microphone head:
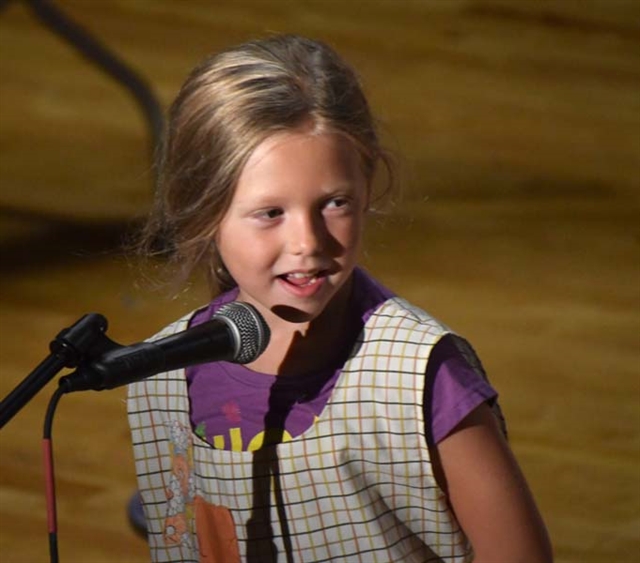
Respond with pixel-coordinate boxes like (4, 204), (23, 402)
(213, 301), (270, 364)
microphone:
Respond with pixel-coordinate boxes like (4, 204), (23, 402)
(59, 302), (270, 393)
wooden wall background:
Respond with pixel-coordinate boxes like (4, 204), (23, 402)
(0, 0), (638, 561)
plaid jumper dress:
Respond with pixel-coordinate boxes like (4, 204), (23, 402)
(128, 297), (474, 562)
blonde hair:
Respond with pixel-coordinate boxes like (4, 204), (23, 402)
(139, 34), (392, 295)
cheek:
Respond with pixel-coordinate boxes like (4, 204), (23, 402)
(340, 216), (365, 248)
(326, 222), (362, 262)
(218, 229), (275, 269)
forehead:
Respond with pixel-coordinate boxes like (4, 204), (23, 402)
(233, 129), (367, 201)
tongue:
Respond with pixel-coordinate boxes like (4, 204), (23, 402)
(285, 274), (313, 286)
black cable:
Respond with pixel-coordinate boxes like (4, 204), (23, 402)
(43, 386), (66, 563)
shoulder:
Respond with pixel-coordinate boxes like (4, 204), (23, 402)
(368, 295), (452, 339)
(147, 310), (195, 342)
(349, 296), (453, 386)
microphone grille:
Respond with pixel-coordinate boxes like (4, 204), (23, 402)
(213, 302), (270, 364)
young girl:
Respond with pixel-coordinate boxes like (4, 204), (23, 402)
(128, 34), (552, 563)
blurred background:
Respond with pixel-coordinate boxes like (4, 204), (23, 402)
(0, 0), (638, 561)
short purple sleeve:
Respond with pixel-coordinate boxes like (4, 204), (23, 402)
(427, 334), (498, 444)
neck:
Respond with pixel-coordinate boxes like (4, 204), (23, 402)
(246, 282), (356, 376)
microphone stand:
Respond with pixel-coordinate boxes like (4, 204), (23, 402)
(0, 313), (115, 429)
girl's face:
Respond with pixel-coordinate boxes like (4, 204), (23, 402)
(215, 128), (368, 326)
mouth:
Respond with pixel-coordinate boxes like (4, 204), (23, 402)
(279, 271), (323, 288)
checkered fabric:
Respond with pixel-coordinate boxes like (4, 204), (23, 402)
(128, 297), (473, 562)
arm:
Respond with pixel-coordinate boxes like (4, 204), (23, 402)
(435, 402), (553, 563)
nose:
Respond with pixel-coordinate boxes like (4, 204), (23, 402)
(288, 212), (326, 256)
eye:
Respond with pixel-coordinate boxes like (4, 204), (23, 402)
(255, 207), (284, 220)
(323, 196), (352, 213)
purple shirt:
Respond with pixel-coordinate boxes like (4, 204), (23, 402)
(187, 268), (497, 450)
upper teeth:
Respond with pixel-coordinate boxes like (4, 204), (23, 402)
(289, 272), (313, 278)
